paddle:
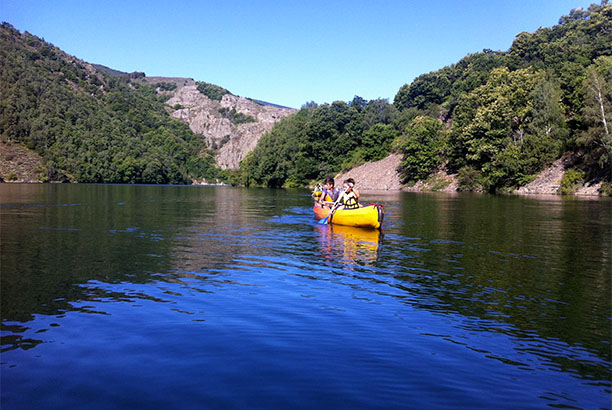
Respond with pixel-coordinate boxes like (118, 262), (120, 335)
(317, 187), (348, 225)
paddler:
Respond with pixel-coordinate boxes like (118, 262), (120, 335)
(338, 178), (360, 209)
(317, 177), (341, 208)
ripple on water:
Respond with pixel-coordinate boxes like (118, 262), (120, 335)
(1, 185), (610, 409)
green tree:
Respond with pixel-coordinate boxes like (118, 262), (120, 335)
(528, 74), (568, 148)
(577, 56), (612, 171)
(0, 23), (224, 184)
(196, 82), (230, 101)
(361, 123), (398, 161)
(395, 116), (446, 183)
(519, 73), (568, 175)
(240, 98), (398, 187)
(390, 3), (612, 191)
(449, 67), (548, 189)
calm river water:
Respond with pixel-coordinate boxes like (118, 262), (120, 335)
(1, 184), (610, 409)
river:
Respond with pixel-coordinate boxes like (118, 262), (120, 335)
(1, 184), (610, 409)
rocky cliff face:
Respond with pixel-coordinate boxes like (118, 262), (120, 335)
(149, 78), (295, 170)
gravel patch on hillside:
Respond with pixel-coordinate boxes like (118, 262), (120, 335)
(0, 141), (44, 182)
(514, 153), (604, 196)
(335, 154), (403, 190)
(514, 156), (571, 195)
(333, 152), (605, 196)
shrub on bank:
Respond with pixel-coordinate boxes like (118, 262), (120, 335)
(559, 169), (585, 195)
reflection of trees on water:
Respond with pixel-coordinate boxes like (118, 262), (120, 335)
(388, 192), (611, 381)
(1, 190), (155, 351)
(2, 185), (610, 385)
(0, 185), (258, 352)
(1, 185), (311, 352)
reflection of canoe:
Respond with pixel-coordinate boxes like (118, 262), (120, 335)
(315, 224), (382, 264)
(313, 203), (384, 229)
(331, 224), (381, 246)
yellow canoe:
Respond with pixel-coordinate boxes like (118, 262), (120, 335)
(313, 203), (384, 230)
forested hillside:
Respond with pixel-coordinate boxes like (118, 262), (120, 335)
(241, 2), (612, 193)
(241, 98), (399, 187)
(0, 23), (221, 184)
(1, 3), (610, 190)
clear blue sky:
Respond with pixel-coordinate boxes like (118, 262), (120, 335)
(1, 0), (597, 108)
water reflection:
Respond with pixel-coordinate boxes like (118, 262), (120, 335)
(1, 185), (610, 409)
(314, 224), (382, 266)
(389, 192), (612, 382)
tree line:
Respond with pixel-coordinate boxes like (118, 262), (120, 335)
(241, 2), (612, 193)
(240, 97), (401, 187)
(1, 3), (610, 191)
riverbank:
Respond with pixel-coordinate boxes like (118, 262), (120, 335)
(2, 140), (607, 196)
(336, 153), (608, 196)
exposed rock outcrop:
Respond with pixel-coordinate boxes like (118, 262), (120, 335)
(514, 155), (573, 195)
(0, 141), (45, 182)
(514, 154), (605, 196)
(401, 169), (459, 193)
(335, 154), (459, 192)
(157, 80), (295, 169)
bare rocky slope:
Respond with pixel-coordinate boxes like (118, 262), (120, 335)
(0, 141), (45, 182)
(335, 153), (604, 196)
(336, 154), (459, 192)
(145, 77), (296, 170)
(335, 154), (404, 191)
(515, 154), (604, 196)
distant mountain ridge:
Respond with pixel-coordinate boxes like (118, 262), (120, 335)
(92, 69), (296, 169)
(91, 64), (132, 77)
(0, 22), (294, 183)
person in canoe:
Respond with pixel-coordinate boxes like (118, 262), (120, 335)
(317, 177), (341, 208)
(338, 178), (360, 210)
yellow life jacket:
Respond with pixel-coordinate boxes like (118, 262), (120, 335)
(341, 191), (359, 209)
